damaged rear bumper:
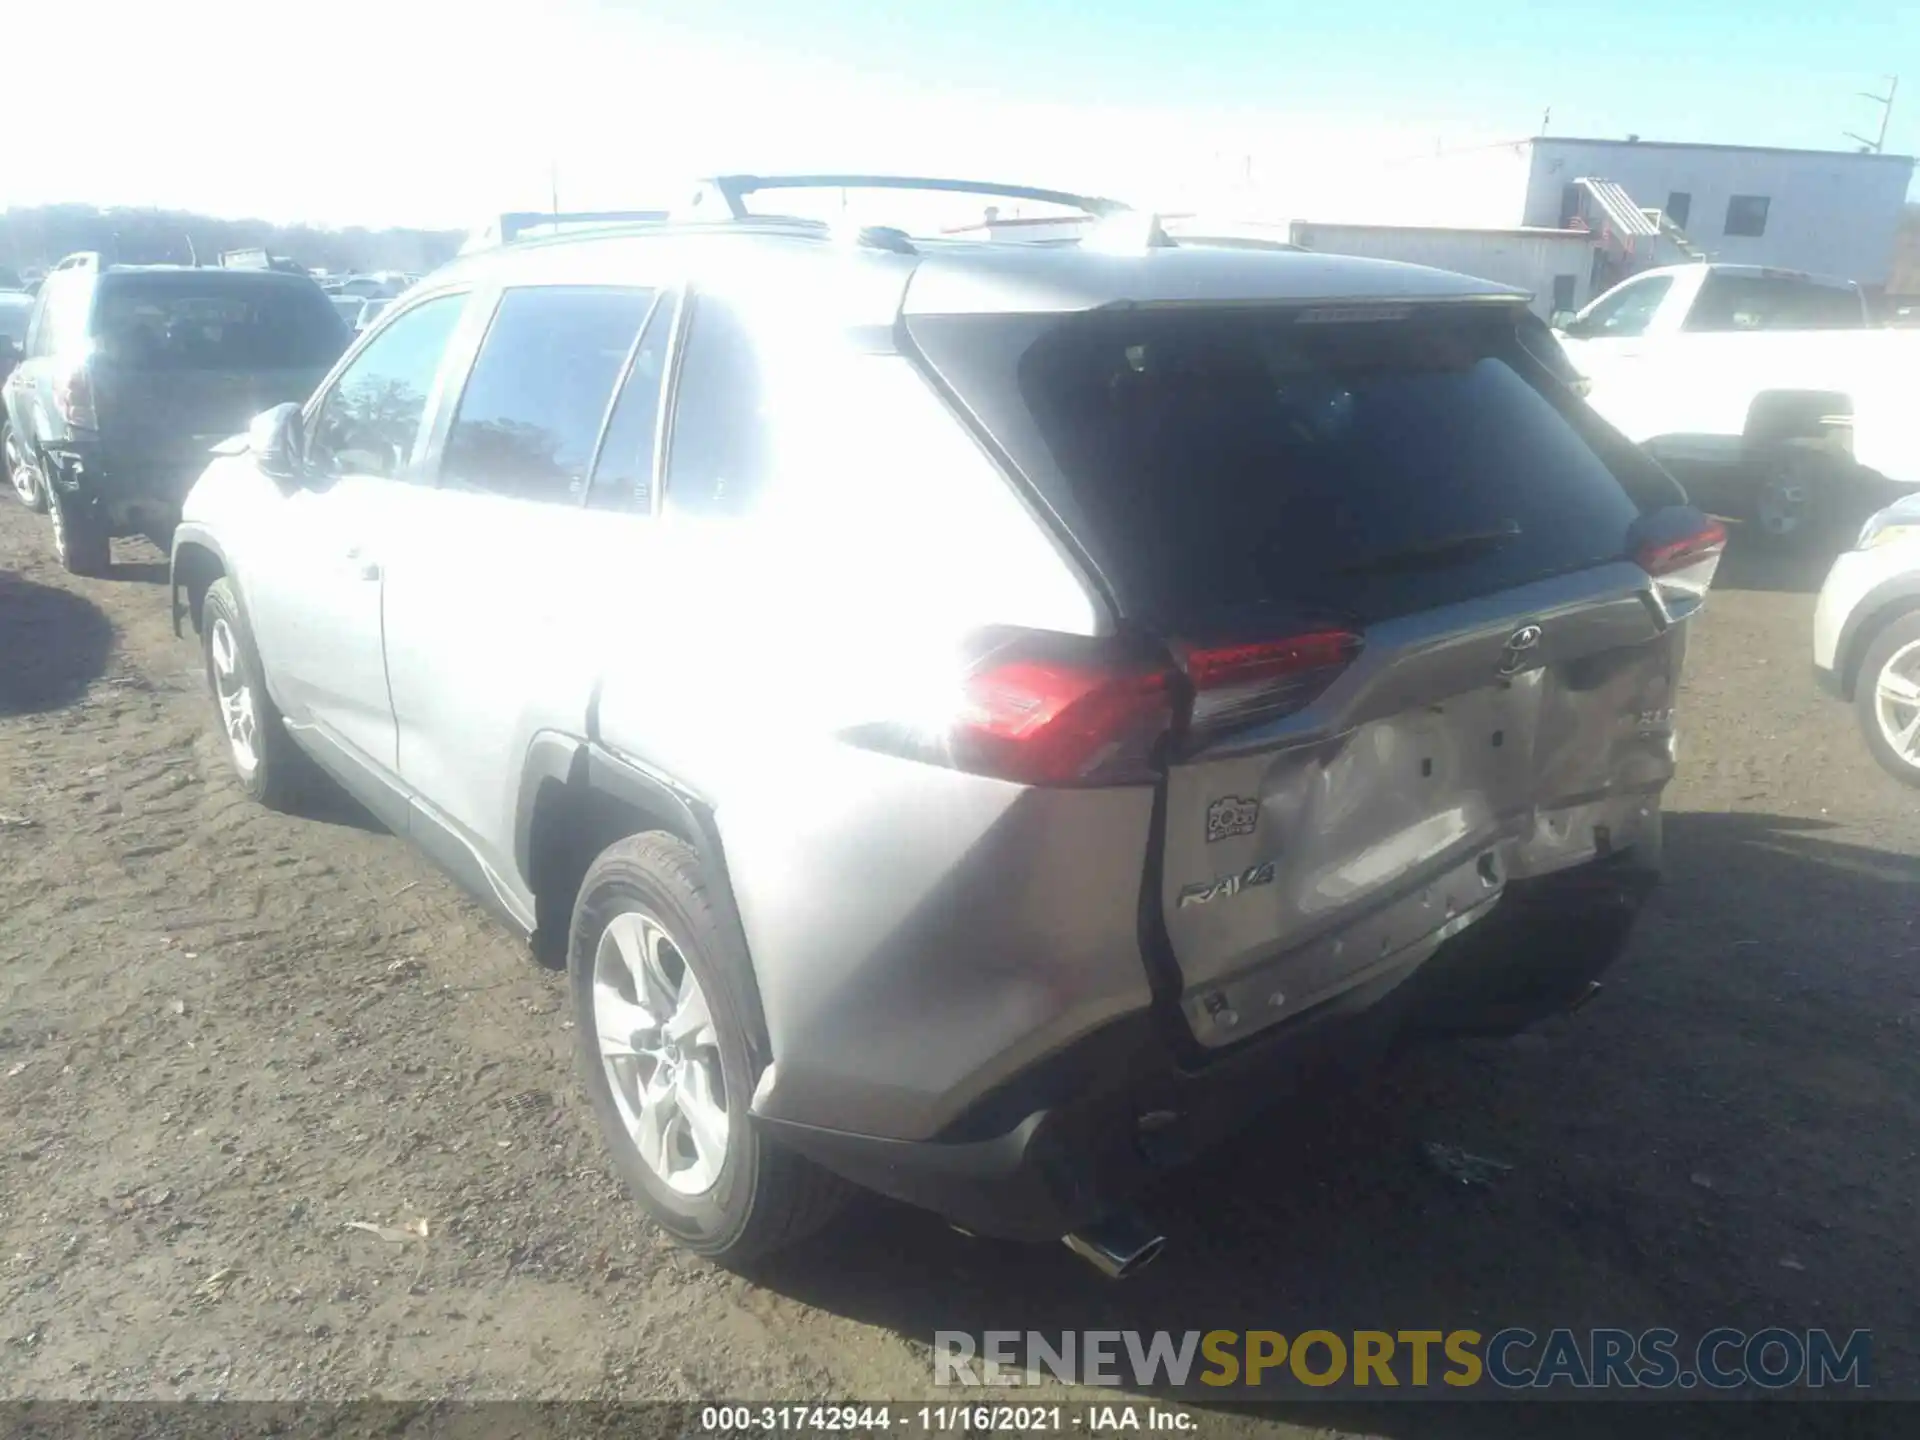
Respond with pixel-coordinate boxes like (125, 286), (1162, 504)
(757, 850), (1658, 1242)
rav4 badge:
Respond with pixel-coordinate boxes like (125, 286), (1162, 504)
(1178, 861), (1277, 908)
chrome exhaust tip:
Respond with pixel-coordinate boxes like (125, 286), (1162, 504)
(1062, 1212), (1167, 1280)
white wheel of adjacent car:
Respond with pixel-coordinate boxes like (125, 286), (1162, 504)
(1856, 613), (1920, 788)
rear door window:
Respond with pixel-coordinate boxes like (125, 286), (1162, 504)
(909, 306), (1646, 628)
(1682, 274), (1864, 331)
(439, 285), (653, 506)
(90, 276), (348, 370)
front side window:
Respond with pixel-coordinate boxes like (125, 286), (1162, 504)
(1574, 275), (1673, 339)
(307, 293), (466, 481)
(440, 286), (653, 505)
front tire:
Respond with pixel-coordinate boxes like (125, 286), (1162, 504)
(201, 577), (308, 810)
(47, 484), (109, 576)
(1855, 612), (1920, 788)
(3, 422), (47, 512)
(569, 832), (846, 1264)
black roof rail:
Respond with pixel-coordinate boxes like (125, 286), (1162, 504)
(54, 252), (105, 272)
(691, 174), (1136, 221)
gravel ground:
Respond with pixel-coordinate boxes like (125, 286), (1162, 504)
(1, 496), (1916, 1436)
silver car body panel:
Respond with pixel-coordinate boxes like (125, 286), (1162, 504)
(176, 223), (1698, 1156)
(1159, 562), (1681, 1047)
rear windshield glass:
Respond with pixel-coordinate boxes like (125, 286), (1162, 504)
(911, 306), (1647, 627)
(91, 277), (347, 371)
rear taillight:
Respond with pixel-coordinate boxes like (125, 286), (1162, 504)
(54, 362), (97, 429)
(948, 650), (1173, 785)
(1635, 516), (1727, 577)
(1181, 630), (1363, 735)
(1630, 506), (1726, 614)
(845, 625), (1363, 786)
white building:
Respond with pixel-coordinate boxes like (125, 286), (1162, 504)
(940, 135), (1916, 320)
(1334, 136), (1915, 289)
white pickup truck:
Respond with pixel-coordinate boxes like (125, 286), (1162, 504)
(1556, 263), (1920, 547)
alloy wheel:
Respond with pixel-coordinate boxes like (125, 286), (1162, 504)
(1873, 639), (1920, 772)
(4, 428), (39, 506)
(591, 909), (730, 1195)
(208, 617), (261, 776)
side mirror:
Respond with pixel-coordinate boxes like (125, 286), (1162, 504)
(1551, 310), (1579, 333)
(249, 402), (306, 484)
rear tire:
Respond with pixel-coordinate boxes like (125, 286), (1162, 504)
(1744, 448), (1841, 554)
(3, 422), (47, 513)
(569, 831), (847, 1265)
(1855, 611), (1920, 789)
(47, 484), (109, 576)
(201, 577), (309, 810)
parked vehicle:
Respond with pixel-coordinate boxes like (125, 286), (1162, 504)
(2, 254), (350, 571)
(1813, 492), (1920, 786)
(170, 176), (1725, 1273)
(0, 292), (35, 506)
(1555, 263), (1920, 549)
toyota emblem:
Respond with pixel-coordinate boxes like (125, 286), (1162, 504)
(1498, 624), (1543, 676)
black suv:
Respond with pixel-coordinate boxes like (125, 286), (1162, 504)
(2, 254), (348, 572)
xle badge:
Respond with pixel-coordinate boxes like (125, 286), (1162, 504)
(1205, 795), (1259, 843)
(1178, 861), (1277, 908)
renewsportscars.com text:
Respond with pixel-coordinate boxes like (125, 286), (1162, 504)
(934, 1327), (1872, 1391)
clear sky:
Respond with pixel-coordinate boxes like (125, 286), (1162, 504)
(9, 0), (1914, 229)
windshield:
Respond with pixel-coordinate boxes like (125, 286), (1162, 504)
(91, 276), (348, 370)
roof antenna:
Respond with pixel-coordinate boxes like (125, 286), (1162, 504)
(184, 233), (198, 267)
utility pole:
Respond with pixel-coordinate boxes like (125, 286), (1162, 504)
(1845, 75), (1898, 153)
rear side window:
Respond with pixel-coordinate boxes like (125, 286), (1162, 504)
(1683, 274), (1863, 332)
(441, 286), (652, 505)
(90, 276), (348, 370)
(663, 296), (771, 517)
(910, 307), (1645, 627)
(32, 274), (90, 357)
(587, 295), (676, 513)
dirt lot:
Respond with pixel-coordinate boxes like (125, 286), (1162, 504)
(1, 494), (1917, 1433)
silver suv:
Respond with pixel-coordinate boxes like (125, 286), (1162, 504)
(170, 176), (1726, 1276)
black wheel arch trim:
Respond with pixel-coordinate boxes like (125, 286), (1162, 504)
(168, 522), (234, 638)
(517, 734), (772, 1058)
(1836, 575), (1920, 699)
